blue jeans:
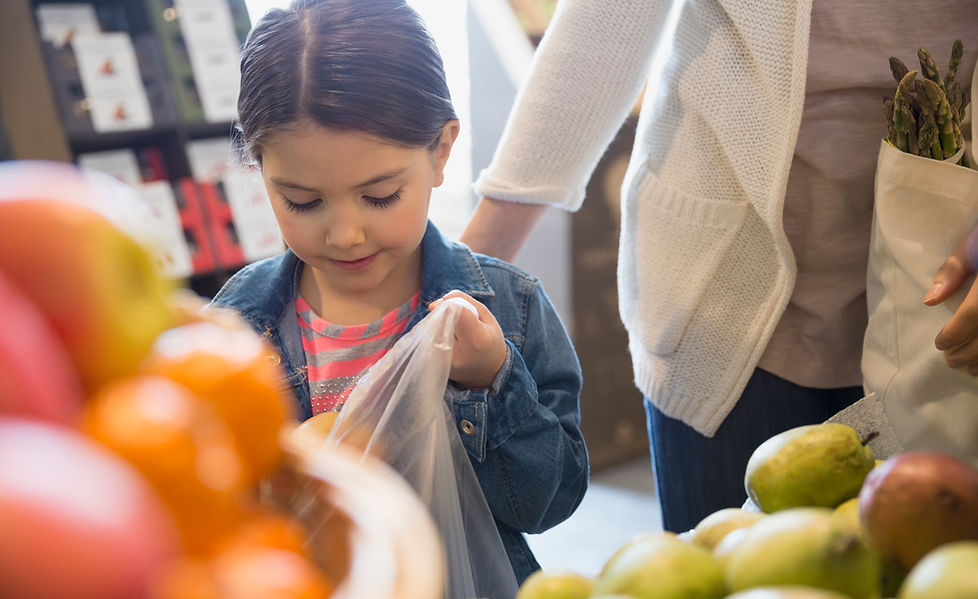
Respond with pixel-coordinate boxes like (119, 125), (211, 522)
(645, 368), (863, 533)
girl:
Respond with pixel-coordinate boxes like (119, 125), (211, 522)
(209, 0), (588, 584)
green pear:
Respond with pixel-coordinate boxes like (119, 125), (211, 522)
(832, 497), (904, 597)
(593, 532), (726, 599)
(745, 423), (875, 513)
(515, 570), (594, 599)
(713, 525), (752, 571)
(725, 508), (881, 599)
(725, 586), (850, 599)
(691, 507), (766, 551)
(897, 541), (978, 599)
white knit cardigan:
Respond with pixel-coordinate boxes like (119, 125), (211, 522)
(473, 0), (813, 436)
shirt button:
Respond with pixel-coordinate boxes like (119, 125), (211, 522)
(266, 353), (282, 366)
(460, 419), (476, 435)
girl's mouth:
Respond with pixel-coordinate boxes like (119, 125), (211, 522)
(330, 253), (378, 272)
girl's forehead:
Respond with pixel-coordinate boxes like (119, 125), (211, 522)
(261, 125), (424, 188)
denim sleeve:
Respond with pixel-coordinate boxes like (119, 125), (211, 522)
(444, 280), (589, 534)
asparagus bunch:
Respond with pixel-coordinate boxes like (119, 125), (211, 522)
(883, 40), (971, 164)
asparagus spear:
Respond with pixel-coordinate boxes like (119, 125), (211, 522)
(945, 39), (963, 89)
(917, 111), (943, 160)
(919, 78), (958, 158)
(918, 48), (948, 97)
(890, 70), (918, 153)
(889, 56), (910, 84)
(883, 97), (897, 146)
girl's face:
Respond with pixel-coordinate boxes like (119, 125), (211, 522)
(260, 121), (458, 314)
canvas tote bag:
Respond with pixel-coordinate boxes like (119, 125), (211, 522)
(862, 63), (978, 466)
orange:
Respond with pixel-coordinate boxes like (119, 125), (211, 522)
(289, 411), (380, 457)
(83, 374), (248, 554)
(211, 542), (334, 599)
(220, 507), (310, 557)
(141, 320), (295, 484)
(149, 559), (221, 599)
(290, 412), (340, 449)
(150, 547), (335, 599)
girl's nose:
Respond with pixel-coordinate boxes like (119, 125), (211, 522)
(325, 208), (366, 249)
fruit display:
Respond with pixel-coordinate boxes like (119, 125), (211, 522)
(0, 161), (444, 599)
(517, 421), (978, 599)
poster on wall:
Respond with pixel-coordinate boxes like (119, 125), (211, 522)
(73, 32), (153, 132)
(174, 0), (241, 123)
(35, 3), (101, 47)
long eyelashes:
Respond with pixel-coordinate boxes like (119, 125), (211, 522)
(282, 190), (402, 213)
(365, 190), (402, 209)
(283, 198), (321, 213)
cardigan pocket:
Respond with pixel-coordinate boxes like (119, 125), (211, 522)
(619, 169), (748, 355)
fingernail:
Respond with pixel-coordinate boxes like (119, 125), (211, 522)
(923, 282), (943, 304)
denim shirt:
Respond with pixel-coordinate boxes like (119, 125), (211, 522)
(208, 221), (588, 582)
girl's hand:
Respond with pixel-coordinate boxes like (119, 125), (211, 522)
(924, 222), (978, 374)
(428, 291), (506, 390)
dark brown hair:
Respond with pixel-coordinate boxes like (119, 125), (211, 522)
(235, 0), (457, 163)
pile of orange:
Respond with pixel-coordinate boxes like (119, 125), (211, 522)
(0, 187), (335, 599)
(83, 313), (336, 598)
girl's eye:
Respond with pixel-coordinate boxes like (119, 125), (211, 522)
(364, 190), (402, 209)
(283, 197), (321, 213)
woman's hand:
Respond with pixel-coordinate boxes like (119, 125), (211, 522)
(924, 222), (978, 374)
(428, 291), (506, 390)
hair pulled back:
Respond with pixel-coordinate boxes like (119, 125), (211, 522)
(236, 0), (457, 163)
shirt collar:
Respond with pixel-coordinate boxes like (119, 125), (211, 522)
(419, 220), (494, 304)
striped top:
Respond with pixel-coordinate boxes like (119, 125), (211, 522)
(297, 293), (420, 415)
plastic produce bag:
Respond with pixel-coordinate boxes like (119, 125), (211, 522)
(321, 296), (519, 599)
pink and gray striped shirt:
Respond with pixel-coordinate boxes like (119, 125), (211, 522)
(296, 293), (420, 415)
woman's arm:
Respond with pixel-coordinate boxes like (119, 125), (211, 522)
(460, 197), (548, 261)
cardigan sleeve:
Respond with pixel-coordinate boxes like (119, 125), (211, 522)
(472, 0), (669, 211)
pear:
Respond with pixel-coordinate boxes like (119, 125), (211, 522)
(832, 497), (904, 596)
(713, 526), (752, 570)
(745, 423), (875, 513)
(725, 587), (850, 599)
(593, 532), (726, 599)
(691, 507), (766, 550)
(859, 451), (978, 571)
(515, 570), (593, 599)
(897, 541), (978, 598)
(725, 508), (881, 599)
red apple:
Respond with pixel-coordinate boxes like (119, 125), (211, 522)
(0, 270), (83, 423)
(0, 416), (180, 599)
(0, 196), (176, 390)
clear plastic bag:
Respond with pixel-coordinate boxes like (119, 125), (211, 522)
(322, 296), (519, 599)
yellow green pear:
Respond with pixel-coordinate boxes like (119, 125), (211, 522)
(691, 507), (766, 551)
(897, 541), (978, 599)
(725, 507), (881, 599)
(745, 423), (875, 513)
(593, 532), (726, 599)
(725, 586), (850, 599)
(712, 526), (752, 570)
(515, 570), (593, 599)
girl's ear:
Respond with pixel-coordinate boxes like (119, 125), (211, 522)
(431, 120), (460, 187)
